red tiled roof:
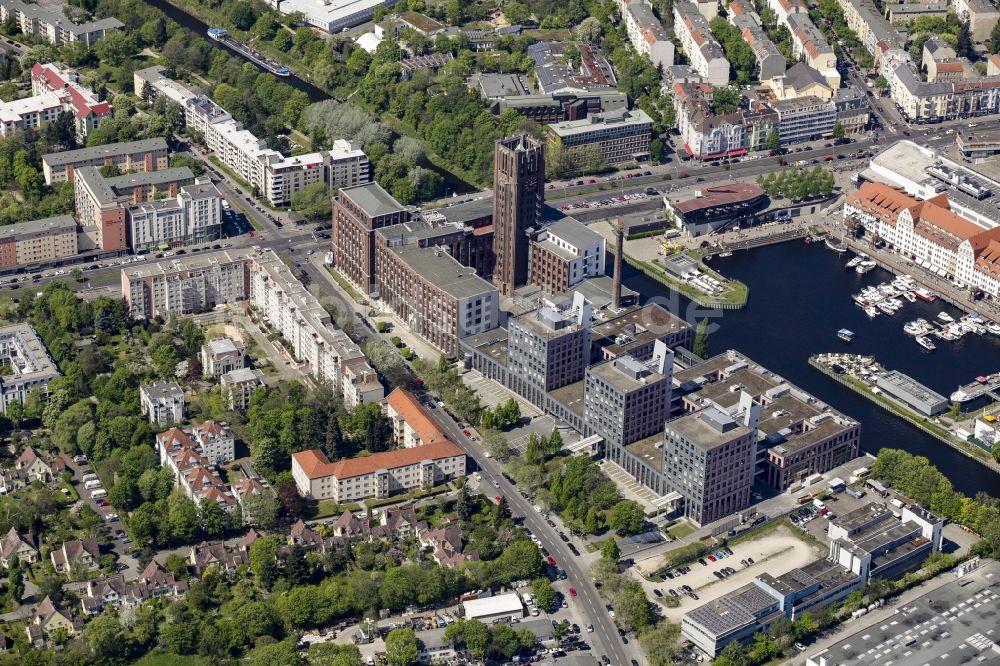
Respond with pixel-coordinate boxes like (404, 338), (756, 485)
(386, 388), (451, 447)
(293, 440), (465, 480)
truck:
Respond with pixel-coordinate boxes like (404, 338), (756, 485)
(851, 608), (869, 619)
(846, 486), (866, 499)
(890, 498), (905, 509)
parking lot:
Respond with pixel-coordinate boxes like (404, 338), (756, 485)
(805, 559), (1000, 666)
(634, 524), (824, 622)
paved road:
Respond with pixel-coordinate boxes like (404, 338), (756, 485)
(429, 405), (632, 665)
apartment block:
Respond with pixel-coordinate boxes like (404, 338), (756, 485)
(0, 0), (122, 46)
(200, 338), (247, 378)
(953, 0), (1000, 42)
(120, 250), (251, 319)
(674, 83), (747, 159)
(42, 138), (170, 184)
(547, 109), (653, 166)
(331, 182), (410, 296)
(221, 368), (265, 411)
(385, 387), (451, 449)
(127, 178), (223, 252)
(140, 381), (185, 425)
(0, 216), (77, 269)
(623, 0), (674, 70)
(785, 14), (839, 88)
(291, 442), (467, 503)
(133, 66), (370, 206)
(0, 324), (60, 415)
(248, 249), (383, 407)
(529, 218), (606, 296)
(374, 244), (499, 357)
(673, 1), (730, 87)
(728, 0), (786, 81)
(772, 95), (836, 143)
(29, 62), (111, 139)
(156, 427), (237, 512)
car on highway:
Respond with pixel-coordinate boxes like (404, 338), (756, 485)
(492, 480), (500, 488)
(586, 624), (594, 632)
(569, 587), (577, 597)
(546, 556), (557, 566)
(567, 543), (580, 556)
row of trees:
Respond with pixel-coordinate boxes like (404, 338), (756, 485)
(757, 166), (836, 200)
(710, 18), (758, 84)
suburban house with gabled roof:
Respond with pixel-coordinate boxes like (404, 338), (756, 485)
(26, 596), (79, 647)
(0, 527), (38, 567)
(50, 539), (100, 574)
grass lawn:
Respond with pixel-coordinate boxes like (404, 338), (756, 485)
(667, 522), (695, 540)
(325, 267), (367, 305)
(626, 253), (749, 307)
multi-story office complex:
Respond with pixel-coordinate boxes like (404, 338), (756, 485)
(331, 182), (410, 296)
(374, 244), (499, 357)
(408, 198), (496, 279)
(133, 66), (370, 206)
(291, 441), (466, 502)
(828, 502), (943, 581)
(662, 400), (759, 526)
(586, 341), (673, 468)
(528, 218), (606, 296)
(140, 381), (185, 425)
(674, 350), (860, 491)
(127, 178), (223, 252)
(0, 216), (77, 269)
(673, 2), (730, 87)
(493, 135), (544, 296)
(506, 295), (592, 407)
(623, 0), (674, 70)
(0, 0), (122, 46)
(480, 73), (628, 125)
(42, 138), (170, 185)
(248, 249), (383, 407)
(772, 95), (836, 143)
(547, 109), (653, 167)
(121, 250), (250, 319)
(0, 324), (60, 415)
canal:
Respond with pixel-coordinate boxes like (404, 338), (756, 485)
(623, 241), (1000, 497)
(141, 0), (477, 195)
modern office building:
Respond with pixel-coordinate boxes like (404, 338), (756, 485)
(493, 135), (545, 296)
(42, 138), (170, 184)
(547, 109), (653, 167)
(374, 244), (499, 357)
(828, 501), (943, 581)
(586, 342), (673, 468)
(873, 370), (949, 416)
(0, 216), (77, 269)
(0, 324), (60, 415)
(291, 442), (466, 502)
(772, 95), (837, 143)
(331, 182), (410, 296)
(673, 350), (861, 491)
(0, 0), (122, 46)
(528, 218), (606, 296)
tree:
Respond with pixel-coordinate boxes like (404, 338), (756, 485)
(874, 75), (888, 90)
(385, 628), (418, 666)
(250, 535), (283, 589)
(991, 17), (1000, 54)
(85, 614), (135, 665)
(710, 86), (742, 114)
(693, 318), (710, 358)
(168, 489), (202, 543)
(494, 495), (512, 527)
(291, 182), (334, 223)
(230, 1), (257, 30)
(482, 429), (513, 462)
(346, 402), (392, 452)
(601, 537), (621, 564)
(504, 1), (531, 24)
(531, 578), (557, 610)
(765, 128), (781, 152)
(832, 122), (845, 140)
(201, 498), (230, 537)
(613, 580), (653, 631)
(308, 642), (365, 665)
(608, 500), (646, 535)
(956, 19), (973, 58)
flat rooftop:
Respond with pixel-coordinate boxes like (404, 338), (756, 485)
(549, 379), (585, 417)
(834, 502), (894, 532)
(588, 357), (667, 393)
(42, 138), (167, 167)
(806, 560), (1000, 666)
(388, 245), (495, 300)
(421, 195), (494, 226)
(0, 323), (60, 383)
(591, 304), (690, 353)
(105, 167), (194, 190)
(340, 182), (406, 218)
(0, 215), (75, 240)
(666, 407), (752, 450)
(625, 433), (664, 472)
(460, 327), (508, 366)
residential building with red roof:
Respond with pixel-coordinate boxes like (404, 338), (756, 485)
(21, 62), (112, 140)
(291, 441), (466, 503)
(385, 387), (452, 449)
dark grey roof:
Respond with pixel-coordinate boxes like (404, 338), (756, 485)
(0, 215), (75, 240)
(340, 182), (406, 218)
(782, 62), (829, 92)
(389, 245), (496, 300)
(541, 218), (603, 251)
(42, 138), (168, 167)
(105, 167), (194, 190)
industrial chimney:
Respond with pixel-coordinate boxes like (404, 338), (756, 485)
(612, 218), (624, 311)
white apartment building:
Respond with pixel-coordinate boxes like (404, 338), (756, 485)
(133, 66), (370, 206)
(121, 250), (251, 319)
(156, 427), (238, 513)
(140, 381), (185, 425)
(673, 1), (730, 87)
(127, 178), (223, 252)
(291, 441), (466, 502)
(623, 1), (674, 70)
(0, 324), (60, 415)
(532, 217), (607, 287)
(248, 249), (383, 407)
(844, 181), (1000, 296)
(0, 0), (122, 46)
(220, 368), (265, 411)
(200, 338), (247, 378)
(193, 421), (236, 465)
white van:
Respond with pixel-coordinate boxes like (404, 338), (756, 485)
(90, 488), (107, 499)
(82, 473), (98, 482)
(84, 479), (102, 490)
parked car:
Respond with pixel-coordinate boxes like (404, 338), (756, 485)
(569, 587), (577, 597)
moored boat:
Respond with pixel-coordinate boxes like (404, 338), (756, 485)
(914, 288), (936, 302)
(916, 335), (936, 352)
(838, 328), (856, 343)
(937, 311), (954, 323)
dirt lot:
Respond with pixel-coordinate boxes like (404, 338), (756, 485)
(634, 524), (823, 621)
